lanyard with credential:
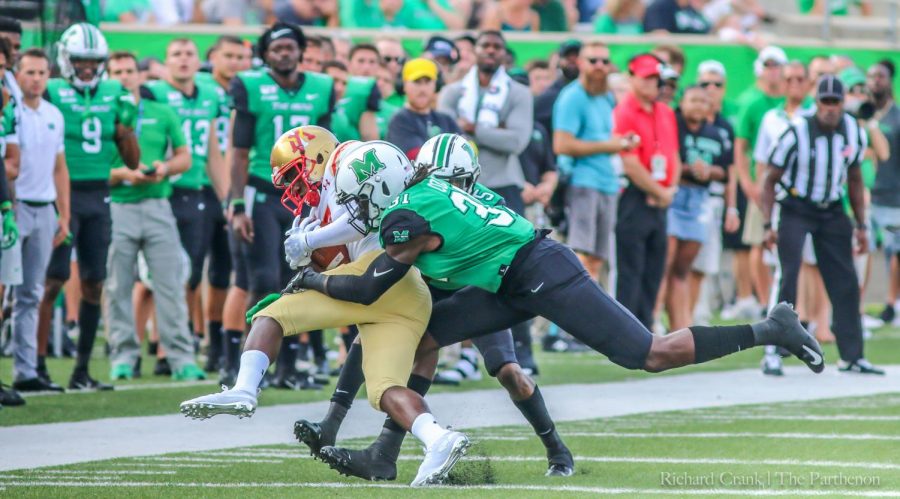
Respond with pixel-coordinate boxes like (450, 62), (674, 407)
(134, 100), (144, 138)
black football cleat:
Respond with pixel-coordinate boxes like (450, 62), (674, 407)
(546, 446), (575, 477)
(319, 446), (398, 481)
(0, 382), (25, 406)
(69, 371), (114, 391)
(154, 358), (172, 376)
(838, 358), (885, 375)
(294, 419), (331, 457)
(766, 303), (825, 373)
(13, 377), (64, 393)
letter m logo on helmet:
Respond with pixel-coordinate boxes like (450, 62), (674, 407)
(348, 148), (386, 183)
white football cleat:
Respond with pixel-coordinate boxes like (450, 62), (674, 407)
(410, 431), (471, 487)
(180, 386), (257, 420)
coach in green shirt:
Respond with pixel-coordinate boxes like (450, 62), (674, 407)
(104, 51), (205, 382)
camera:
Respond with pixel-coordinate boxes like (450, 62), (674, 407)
(845, 97), (875, 121)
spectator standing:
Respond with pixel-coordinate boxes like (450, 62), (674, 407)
(6, 51), (53, 401)
(762, 75), (882, 375)
(643, 0), (711, 34)
(387, 58), (461, 159)
(105, 51), (202, 381)
(690, 60), (736, 324)
(594, 0), (645, 34)
(868, 62), (900, 324)
(553, 41), (635, 282)
(525, 60), (554, 96)
(438, 30), (536, 370)
(613, 53), (681, 329)
(728, 46), (786, 320)
(665, 86), (728, 331)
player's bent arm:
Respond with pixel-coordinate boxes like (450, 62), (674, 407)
(205, 124), (229, 200)
(305, 213), (365, 250)
(165, 145), (191, 176)
(114, 124), (141, 170)
(290, 240), (427, 305)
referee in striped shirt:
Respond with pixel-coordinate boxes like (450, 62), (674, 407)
(761, 74), (883, 374)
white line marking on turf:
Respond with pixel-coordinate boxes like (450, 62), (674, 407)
(108, 463), (216, 468)
(0, 480), (897, 496)
(479, 432), (900, 441)
(664, 414), (900, 422)
(143, 457), (282, 464)
(20, 380), (216, 397)
(24, 470), (176, 475)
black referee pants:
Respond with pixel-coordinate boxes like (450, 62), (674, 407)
(775, 198), (864, 362)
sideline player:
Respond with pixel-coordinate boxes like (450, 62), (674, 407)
(39, 24), (140, 390)
(182, 130), (470, 487)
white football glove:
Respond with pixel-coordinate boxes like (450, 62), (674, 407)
(284, 231), (313, 269)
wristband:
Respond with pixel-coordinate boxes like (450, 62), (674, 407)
(230, 198), (246, 215)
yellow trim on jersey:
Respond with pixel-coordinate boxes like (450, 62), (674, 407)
(253, 250), (431, 410)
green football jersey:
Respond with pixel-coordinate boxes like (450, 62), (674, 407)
(111, 99), (187, 204)
(196, 72), (232, 155)
(470, 183), (503, 207)
(143, 80), (223, 190)
(235, 70), (334, 181)
(379, 177), (534, 292)
(375, 100), (399, 140)
(331, 77), (381, 141)
(46, 78), (137, 181)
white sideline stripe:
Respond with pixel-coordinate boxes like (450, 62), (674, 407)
(23, 470), (176, 475)
(109, 463), (217, 468)
(478, 432), (900, 441)
(0, 480), (898, 497)
(192, 451), (900, 471)
(21, 380), (216, 398)
(662, 414), (900, 422)
(143, 457), (282, 464)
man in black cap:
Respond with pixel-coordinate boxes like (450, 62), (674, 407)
(423, 35), (459, 82)
(534, 39), (581, 138)
(762, 74), (883, 374)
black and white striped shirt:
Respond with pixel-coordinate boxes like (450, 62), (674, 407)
(767, 113), (867, 204)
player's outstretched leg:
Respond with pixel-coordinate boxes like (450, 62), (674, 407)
(645, 302), (824, 373)
(179, 317), (284, 419)
(294, 341), (365, 457)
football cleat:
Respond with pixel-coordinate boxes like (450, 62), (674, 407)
(68, 372), (114, 391)
(546, 463), (575, 477)
(765, 302), (825, 373)
(410, 431), (471, 487)
(761, 354), (784, 376)
(545, 440), (575, 477)
(294, 419), (333, 457)
(318, 446), (398, 481)
(838, 358), (885, 375)
(179, 386), (257, 420)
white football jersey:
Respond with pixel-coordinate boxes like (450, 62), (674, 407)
(316, 158), (380, 262)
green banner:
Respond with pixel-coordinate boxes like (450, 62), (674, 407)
(25, 27), (900, 99)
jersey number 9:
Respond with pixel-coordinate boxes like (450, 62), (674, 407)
(81, 117), (102, 154)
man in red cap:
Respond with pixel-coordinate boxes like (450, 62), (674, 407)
(613, 53), (681, 329)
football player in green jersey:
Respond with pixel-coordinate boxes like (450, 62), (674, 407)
(229, 22), (336, 389)
(146, 38), (231, 374)
(203, 34), (253, 385)
(39, 23), (140, 391)
(284, 136), (829, 472)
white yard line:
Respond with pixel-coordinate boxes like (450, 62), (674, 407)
(477, 431), (900, 441)
(21, 380), (217, 398)
(5, 365), (900, 471)
(0, 480), (897, 497)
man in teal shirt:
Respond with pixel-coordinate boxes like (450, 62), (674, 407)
(105, 51), (204, 382)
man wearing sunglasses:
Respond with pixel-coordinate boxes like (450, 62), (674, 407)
(553, 41), (637, 284)
(762, 74), (883, 375)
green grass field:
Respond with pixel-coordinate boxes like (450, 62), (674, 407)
(2, 393), (899, 498)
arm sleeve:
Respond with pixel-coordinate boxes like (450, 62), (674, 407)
(229, 77), (255, 149)
(305, 213), (365, 249)
(380, 208), (434, 244)
(322, 251), (412, 305)
(473, 88), (533, 155)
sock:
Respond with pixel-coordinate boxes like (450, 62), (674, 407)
(223, 329), (243, 371)
(410, 413), (447, 450)
(691, 325), (756, 364)
(233, 350), (270, 394)
(369, 425), (407, 462)
(37, 355), (47, 375)
(277, 336), (298, 373)
(207, 320), (222, 362)
(385, 374), (432, 432)
(330, 342), (364, 409)
(511, 386), (559, 449)
(74, 301), (101, 373)
(309, 330), (326, 360)
(148, 341), (159, 356)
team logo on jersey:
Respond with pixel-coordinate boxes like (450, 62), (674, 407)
(348, 148), (386, 183)
(392, 230), (410, 243)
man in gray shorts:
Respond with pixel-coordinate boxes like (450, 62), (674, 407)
(552, 41), (637, 281)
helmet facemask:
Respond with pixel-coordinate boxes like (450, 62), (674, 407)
(338, 183), (379, 235)
(273, 154), (322, 216)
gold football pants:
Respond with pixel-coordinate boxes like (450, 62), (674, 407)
(253, 250), (431, 410)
